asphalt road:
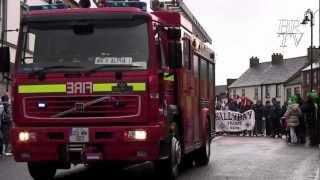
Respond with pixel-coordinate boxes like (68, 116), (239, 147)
(0, 136), (319, 180)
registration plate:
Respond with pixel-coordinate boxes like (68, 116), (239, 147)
(69, 128), (89, 143)
(94, 57), (132, 65)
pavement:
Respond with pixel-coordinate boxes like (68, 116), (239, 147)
(0, 136), (319, 180)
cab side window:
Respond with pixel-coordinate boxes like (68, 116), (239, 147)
(200, 59), (208, 97)
(183, 35), (191, 70)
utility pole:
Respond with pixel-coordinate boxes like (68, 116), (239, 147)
(302, 9), (315, 92)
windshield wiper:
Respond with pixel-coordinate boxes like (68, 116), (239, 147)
(85, 65), (141, 76)
(28, 65), (84, 80)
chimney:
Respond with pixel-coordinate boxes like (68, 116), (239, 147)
(271, 53), (284, 64)
(307, 46), (320, 63)
(249, 56), (259, 68)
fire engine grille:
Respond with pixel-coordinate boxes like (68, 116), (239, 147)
(23, 95), (140, 119)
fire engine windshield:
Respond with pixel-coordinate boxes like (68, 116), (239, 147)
(18, 19), (149, 73)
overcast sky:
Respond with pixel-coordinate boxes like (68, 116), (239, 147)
(142, 0), (320, 85)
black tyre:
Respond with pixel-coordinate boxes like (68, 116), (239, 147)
(28, 162), (56, 180)
(154, 136), (182, 180)
(180, 154), (194, 170)
(195, 123), (211, 166)
(195, 138), (211, 166)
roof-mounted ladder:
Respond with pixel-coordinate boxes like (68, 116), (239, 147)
(151, 0), (212, 44)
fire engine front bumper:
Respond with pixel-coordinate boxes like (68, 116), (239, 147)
(11, 125), (165, 163)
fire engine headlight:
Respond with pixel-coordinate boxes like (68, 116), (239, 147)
(18, 132), (37, 142)
(127, 130), (147, 141)
(37, 102), (47, 109)
(19, 132), (30, 142)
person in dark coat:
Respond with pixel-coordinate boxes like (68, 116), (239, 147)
(1, 92), (9, 103)
(0, 105), (3, 158)
(296, 94), (303, 106)
(253, 100), (264, 136)
(0, 105), (11, 156)
(281, 101), (288, 116)
(229, 100), (237, 111)
(263, 101), (272, 136)
(300, 95), (317, 146)
(1, 92), (9, 113)
(281, 101), (288, 136)
(271, 98), (282, 138)
(0, 92), (11, 156)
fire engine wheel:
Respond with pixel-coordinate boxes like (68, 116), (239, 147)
(180, 153), (194, 170)
(155, 136), (182, 180)
(195, 131), (211, 166)
(28, 162), (57, 180)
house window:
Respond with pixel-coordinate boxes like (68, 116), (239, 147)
(241, 89), (245, 97)
(254, 88), (258, 100)
(265, 85), (270, 98)
(276, 84), (281, 97)
(287, 88), (292, 101)
(294, 87), (300, 95)
(232, 89), (236, 97)
(306, 73), (310, 85)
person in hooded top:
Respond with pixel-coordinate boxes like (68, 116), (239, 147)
(283, 96), (301, 144)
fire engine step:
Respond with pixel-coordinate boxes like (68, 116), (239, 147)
(67, 144), (85, 163)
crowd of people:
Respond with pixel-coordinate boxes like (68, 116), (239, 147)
(0, 92), (12, 158)
(216, 93), (320, 146)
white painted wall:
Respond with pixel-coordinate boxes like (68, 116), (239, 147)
(230, 86), (260, 103)
(229, 84), (286, 106)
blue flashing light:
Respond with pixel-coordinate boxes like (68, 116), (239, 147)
(105, 1), (147, 11)
(29, 4), (67, 11)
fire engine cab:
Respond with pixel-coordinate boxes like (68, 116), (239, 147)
(2, 0), (216, 179)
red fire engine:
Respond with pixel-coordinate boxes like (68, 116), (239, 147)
(2, 0), (215, 179)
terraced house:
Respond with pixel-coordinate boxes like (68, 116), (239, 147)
(228, 54), (309, 106)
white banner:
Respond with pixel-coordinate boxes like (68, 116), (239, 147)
(215, 110), (255, 132)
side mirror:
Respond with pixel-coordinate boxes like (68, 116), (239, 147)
(168, 28), (181, 40)
(168, 41), (182, 69)
(0, 47), (10, 73)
